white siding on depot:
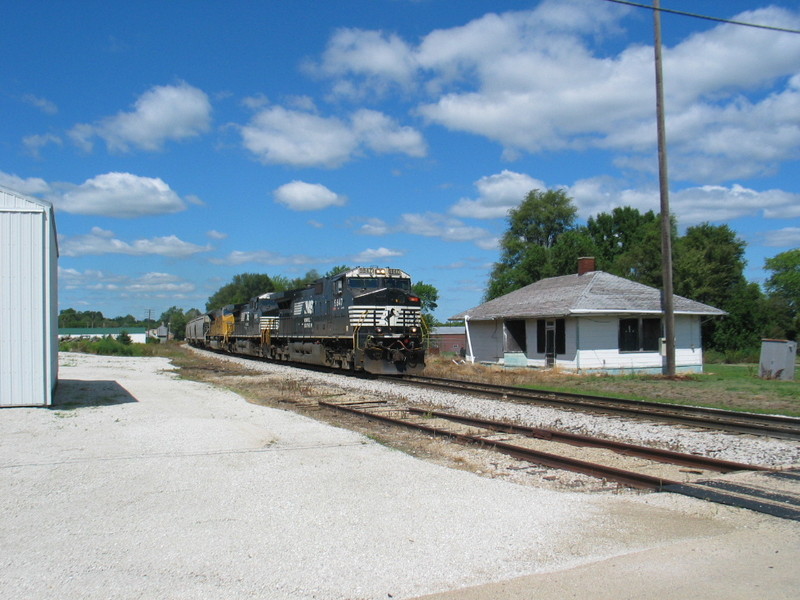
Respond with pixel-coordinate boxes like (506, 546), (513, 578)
(575, 314), (703, 373)
(0, 187), (58, 407)
(465, 313), (706, 373)
(465, 319), (503, 363)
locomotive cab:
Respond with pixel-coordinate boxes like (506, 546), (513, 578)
(340, 268), (425, 373)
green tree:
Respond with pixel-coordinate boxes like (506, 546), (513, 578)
(610, 216), (671, 288)
(764, 249), (800, 313)
(411, 281), (439, 314)
(764, 248), (800, 340)
(674, 223), (746, 308)
(546, 229), (599, 278)
(206, 273), (275, 311)
(159, 306), (193, 341)
(586, 207), (660, 274)
(411, 281), (440, 335)
(506, 188), (576, 248)
(58, 309), (107, 328)
(58, 308), (79, 328)
(271, 269), (323, 292)
(709, 281), (769, 354)
(185, 308), (202, 320)
(325, 265), (351, 278)
(486, 243), (549, 300)
(485, 188), (578, 300)
(672, 223), (760, 353)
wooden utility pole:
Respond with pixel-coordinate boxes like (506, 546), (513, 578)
(653, 0), (676, 376)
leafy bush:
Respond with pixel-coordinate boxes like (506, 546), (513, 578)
(704, 348), (760, 364)
(59, 336), (147, 356)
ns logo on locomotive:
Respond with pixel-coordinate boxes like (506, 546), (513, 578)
(186, 267), (425, 374)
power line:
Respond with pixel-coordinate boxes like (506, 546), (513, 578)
(600, 0), (800, 35)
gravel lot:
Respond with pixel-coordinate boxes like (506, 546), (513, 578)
(1, 352), (798, 599)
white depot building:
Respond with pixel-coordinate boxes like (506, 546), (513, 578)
(0, 186), (59, 407)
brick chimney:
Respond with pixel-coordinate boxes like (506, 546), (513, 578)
(578, 256), (596, 275)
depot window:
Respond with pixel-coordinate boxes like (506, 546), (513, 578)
(619, 317), (661, 352)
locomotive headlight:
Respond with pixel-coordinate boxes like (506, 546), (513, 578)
(375, 327), (383, 334)
(411, 327), (418, 333)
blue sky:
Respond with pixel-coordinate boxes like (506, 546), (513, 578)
(2, 0), (799, 323)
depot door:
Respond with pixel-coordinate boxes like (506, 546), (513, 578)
(544, 320), (556, 367)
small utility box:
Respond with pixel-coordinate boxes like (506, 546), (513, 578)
(759, 339), (797, 381)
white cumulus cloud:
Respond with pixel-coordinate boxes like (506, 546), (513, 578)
(450, 170), (546, 219)
(568, 178), (800, 227)
(0, 171), (51, 195)
(213, 250), (321, 266)
(54, 172), (187, 218)
(273, 181), (347, 211)
(22, 93), (58, 115)
(241, 107), (357, 168)
(764, 227), (800, 248)
(351, 247), (404, 263)
(69, 81), (211, 152)
(313, 2), (800, 184)
(59, 227), (211, 258)
(240, 105), (425, 168)
(58, 268), (195, 296)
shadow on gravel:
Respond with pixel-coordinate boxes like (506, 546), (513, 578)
(52, 379), (138, 410)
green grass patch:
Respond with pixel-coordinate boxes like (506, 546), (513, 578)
(518, 364), (800, 417)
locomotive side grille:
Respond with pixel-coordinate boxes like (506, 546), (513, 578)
(348, 305), (421, 327)
(260, 316), (279, 331)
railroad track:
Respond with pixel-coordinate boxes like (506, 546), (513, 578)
(393, 374), (800, 441)
(319, 397), (800, 521)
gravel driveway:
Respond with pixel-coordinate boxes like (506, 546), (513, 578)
(1, 353), (797, 599)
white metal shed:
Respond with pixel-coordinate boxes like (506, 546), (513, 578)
(0, 185), (59, 406)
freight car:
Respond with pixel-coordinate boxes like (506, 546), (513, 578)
(186, 267), (425, 374)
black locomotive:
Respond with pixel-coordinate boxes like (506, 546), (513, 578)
(186, 267), (425, 374)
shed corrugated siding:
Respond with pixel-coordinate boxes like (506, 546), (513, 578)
(48, 213), (58, 396)
(0, 197), (54, 406)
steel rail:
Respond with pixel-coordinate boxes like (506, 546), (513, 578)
(397, 375), (800, 440)
(405, 407), (769, 473)
(321, 400), (693, 490)
(325, 397), (800, 520)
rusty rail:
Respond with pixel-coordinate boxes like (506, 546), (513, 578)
(405, 407), (769, 474)
(318, 400), (742, 490)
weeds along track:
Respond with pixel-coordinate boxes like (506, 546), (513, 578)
(393, 375), (800, 441)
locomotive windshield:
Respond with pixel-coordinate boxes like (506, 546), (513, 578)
(385, 278), (411, 290)
(347, 278), (379, 289)
(347, 277), (411, 290)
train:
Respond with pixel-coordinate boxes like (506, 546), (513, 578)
(186, 266), (426, 375)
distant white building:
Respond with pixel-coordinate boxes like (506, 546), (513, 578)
(451, 258), (725, 375)
(59, 328), (149, 344)
(1, 186), (59, 406)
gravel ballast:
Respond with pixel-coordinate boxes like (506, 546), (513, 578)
(1, 352), (798, 599)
